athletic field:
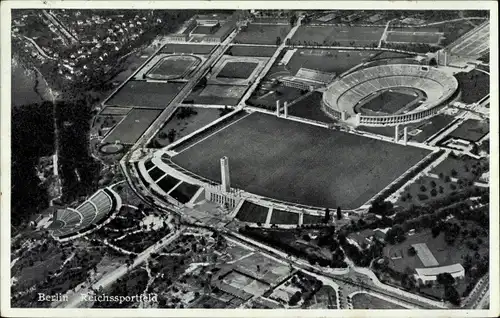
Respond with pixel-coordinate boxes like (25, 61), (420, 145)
(106, 81), (185, 109)
(172, 112), (430, 209)
(359, 90), (420, 115)
(103, 108), (161, 144)
(234, 24), (291, 45)
(291, 25), (384, 46)
(146, 55), (200, 79)
(217, 61), (259, 79)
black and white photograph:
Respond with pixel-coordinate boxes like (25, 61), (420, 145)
(1, 1), (498, 316)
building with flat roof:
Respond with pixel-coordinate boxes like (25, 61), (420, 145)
(415, 263), (465, 284)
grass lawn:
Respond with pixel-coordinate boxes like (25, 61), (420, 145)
(106, 81), (185, 108)
(147, 55), (199, 79)
(169, 182), (200, 204)
(150, 107), (221, 148)
(303, 214), (323, 224)
(288, 92), (336, 123)
(431, 155), (482, 181)
(306, 285), (337, 309)
(234, 24), (291, 45)
(186, 85), (246, 106)
(291, 26), (384, 46)
(369, 50), (415, 61)
(103, 108), (161, 144)
(156, 175), (181, 194)
(351, 293), (406, 309)
(454, 70), (490, 104)
(99, 106), (131, 116)
(448, 119), (489, 142)
(227, 45), (277, 57)
(217, 62), (259, 79)
(147, 166), (165, 182)
(386, 31), (442, 44)
(270, 209), (300, 225)
(397, 176), (467, 209)
(360, 90), (418, 115)
(160, 43), (215, 54)
(249, 86), (304, 110)
(285, 49), (378, 76)
(172, 112), (430, 209)
(235, 201), (269, 223)
(409, 114), (456, 143)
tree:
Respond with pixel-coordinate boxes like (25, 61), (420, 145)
(420, 185), (427, 192)
(437, 272), (455, 287)
(323, 208), (330, 224)
(276, 36), (282, 46)
(167, 129), (176, 143)
(408, 246), (417, 256)
(430, 188), (438, 197)
(336, 207), (342, 220)
(451, 169), (458, 177)
(444, 285), (460, 306)
(289, 14), (298, 26)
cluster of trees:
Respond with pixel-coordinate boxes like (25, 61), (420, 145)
(373, 150), (445, 204)
(11, 102), (54, 233)
(288, 272), (323, 307)
(240, 226), (347, 268)
(57, 99), (102, 203)
(176, 107), (198, 120)
(338, 233), (384, 267)
(381, 41), (441, 53)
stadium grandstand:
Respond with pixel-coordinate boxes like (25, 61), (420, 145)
(322, 64), (459, 126)
(49, 188), (122, 239)
(280, 67), (336, 90)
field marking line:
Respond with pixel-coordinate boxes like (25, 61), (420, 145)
(176, 112), (251, 154)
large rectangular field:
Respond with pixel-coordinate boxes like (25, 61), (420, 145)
(288, 92), (336, 123)
(385, 31), (442, 44)
(217, 62), (259, 79)
(106, 81), (185, 109)
(291, 26), (384, 46)
(285, 49), (378, 75)
(159, 43), (215, 54)
(226, 45), (277, 57)
(103, 108), (162, 144)
(361, 91), (418, 115)
(234, 24), (291, 45)
(172, 112), (430, 209)
(448, 119), (489, 142)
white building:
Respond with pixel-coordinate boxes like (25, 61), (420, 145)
(415, 264), (465, 284)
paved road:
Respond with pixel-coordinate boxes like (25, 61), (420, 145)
(237, 16), (304, 108)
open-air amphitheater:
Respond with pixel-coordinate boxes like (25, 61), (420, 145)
(322, 64), (460, 126)
(50, 188), (122, 239)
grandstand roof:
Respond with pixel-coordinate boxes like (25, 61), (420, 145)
(415, 263), (465, 277)
(296, 68), (336, 84)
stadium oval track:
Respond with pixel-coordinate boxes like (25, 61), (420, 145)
(322, 64), (459, 126)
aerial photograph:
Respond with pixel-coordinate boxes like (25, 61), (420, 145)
(7, 4), (494, 313)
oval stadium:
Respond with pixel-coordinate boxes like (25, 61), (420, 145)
(322, 64), (460, 126)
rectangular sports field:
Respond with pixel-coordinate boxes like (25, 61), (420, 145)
(286, 49), (378, 75)
(385, 31), (442, 44)
(103, 108), (161, 144)
(217, 62), (259, 79)
(362, 91), (418, 114)
(288, 92), (336, 123)
(159, 43), (215, 54)
(172, 112), (430, 209)
(448, 119), (489, 142)
(106, 81), (185, 109)
(148, 56), (196, 78)
(291, 26), (385, 46)
(234, 24), (291, 45)
(227, 45), (277, 57)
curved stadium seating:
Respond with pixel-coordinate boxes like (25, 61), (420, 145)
(51, 188), (121, 238)
(323, 64), (458, 125)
